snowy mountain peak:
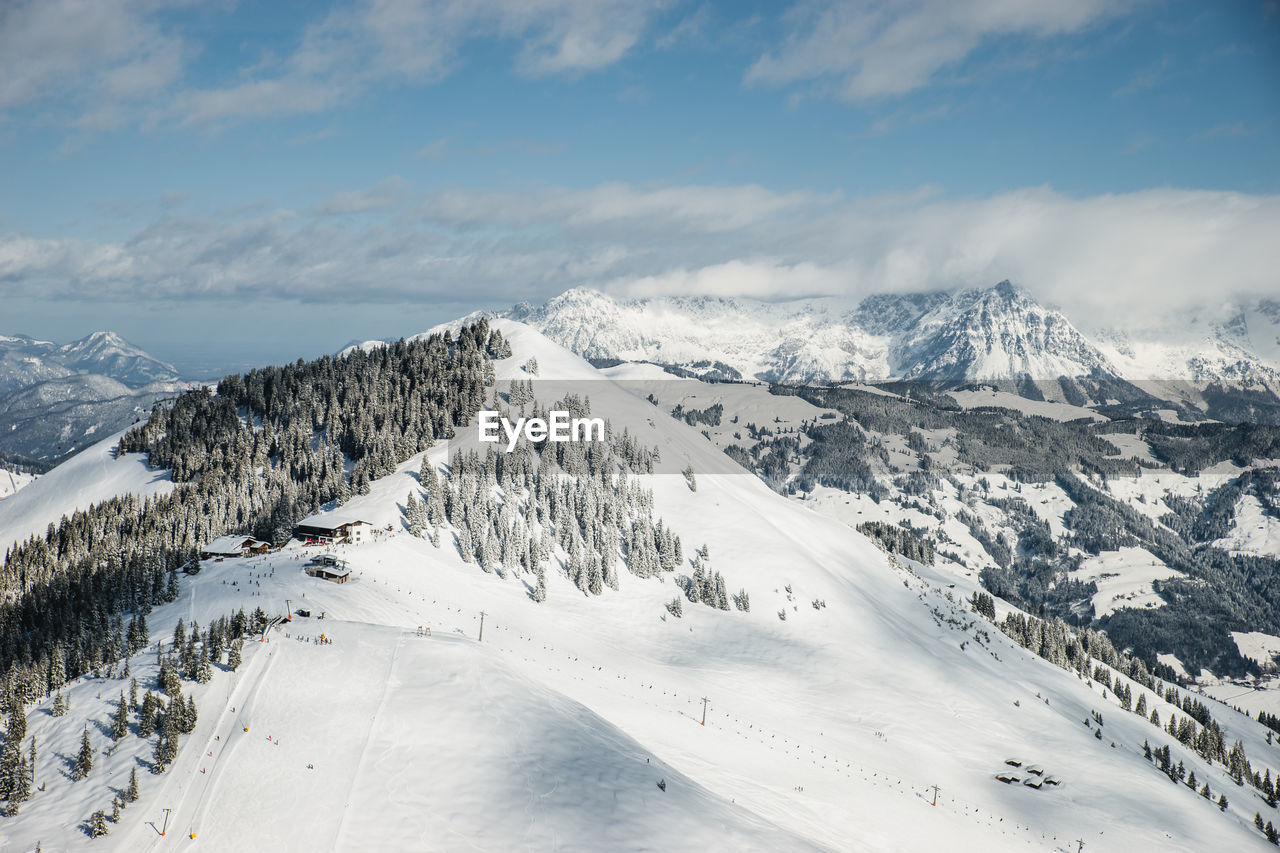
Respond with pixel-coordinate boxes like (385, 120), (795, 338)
(504, 284), (1280, 415)
(884, 281), (1117, 382)
(54, 330), (178, 385)
(504, 282), (1118, 387)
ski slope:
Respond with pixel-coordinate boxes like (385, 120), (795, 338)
(4, 321), (1276, 851)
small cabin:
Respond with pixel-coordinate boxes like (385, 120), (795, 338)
(200, 535), (271, 559)
(304, 555), (351, 584)
(306, 565), (350, 584)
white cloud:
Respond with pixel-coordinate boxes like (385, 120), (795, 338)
(611, 259), (845, 300)
(746, 0), (1140, 100)
(418, 183), (836, 233)
(1, 0), (670, 132)
(316, 177), (406, 216)
(0, 0), (188, 128)
(2, 181), (1276, 333)
(172, 0), (671, 127)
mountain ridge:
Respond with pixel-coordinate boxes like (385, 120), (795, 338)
(501, 284), (1280, 419)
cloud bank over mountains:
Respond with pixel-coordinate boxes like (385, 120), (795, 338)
(2, 181), (1274, 331)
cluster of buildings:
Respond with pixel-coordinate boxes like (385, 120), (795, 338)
(198, 513), (374, 584)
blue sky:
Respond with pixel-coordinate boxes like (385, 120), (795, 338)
(1, 0), (1277, 375)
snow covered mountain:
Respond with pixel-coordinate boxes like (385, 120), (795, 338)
(507, 287), (887, 383)
(0, 331), (177, 397)
(1092, 303), (1280, 402)
(0, 331), (183, 460)
(504, 285), (1280, 415)
(1, 320), (1275, 851)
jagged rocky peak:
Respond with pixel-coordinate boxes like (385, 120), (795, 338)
(502, 282), (1280, 405)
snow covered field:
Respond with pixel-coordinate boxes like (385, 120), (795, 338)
(1069, 547), (1182, 618)
(1230, 632), (1280, 671)
(947, 389), (1106, 422)
(3, 322), (1276, 851)
(0, 467), (36, 501)
(1214, 495), (1280, 556)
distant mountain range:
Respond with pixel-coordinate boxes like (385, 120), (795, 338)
(504, 283), (1280, 423)
(0, 331), (186, 461)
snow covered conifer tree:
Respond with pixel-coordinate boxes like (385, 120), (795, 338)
(112, 693), (129, 740)
(182, 695), (198, 734)
(587, 554), (604, 596)
(196, 644), (213, 684)
(90, 809), (109, 837)
(76, 726), (94, 778)
(126, 767), (139, 802)
(49, 644), (66, 690)
(8, 754), (30, 812)
(228, 640), (243, 672)
(405, 492), (426, 537)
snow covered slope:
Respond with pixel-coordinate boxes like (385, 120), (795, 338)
(3, 321), (1275, 851)
(0, 426), (174, 557)
(0, 465), (37, 502)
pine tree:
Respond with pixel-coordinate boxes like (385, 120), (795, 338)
(228, 640), (243, 672)
(112, 693), (129, 740)
(406, 492), (426, 537)
(126, 767), (139, 802)
(51, 693), (66, 717)
(49, 644), (66, 690)
(196, 644), (213, 684)
(0, 701), (25, 800)
(532, 566), (547, 603)
(138, 691), (159, 737)
(111, 796), (121, 822)
(76, 725), (94, 778)
(8, 754), (31, 811)
(90, 809), (109, 837)
(182, 695), (198, 733)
